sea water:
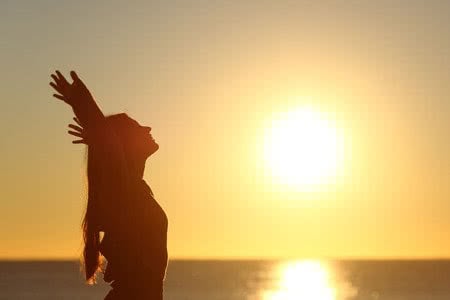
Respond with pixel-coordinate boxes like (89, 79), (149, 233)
(1, 260), (450, 300)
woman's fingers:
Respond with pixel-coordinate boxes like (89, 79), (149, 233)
(53, 93), (66, 101)
(49, 82), (63, 94)
(68, 123), (83, 132)
(50, 71), (71, 94)
(73, 117), (82, 127)
(51, 74), (60, 84)
(68, 118), (87, 144)
(56, 70), (69, 85)
(68, 130), (83, 138)
(72, 139), (87, 144)
(70, 71), (80, 82)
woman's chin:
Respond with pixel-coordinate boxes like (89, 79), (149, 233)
(147, 142), (159, 156)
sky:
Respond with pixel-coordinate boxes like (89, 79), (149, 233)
(1, 0), (450, 260)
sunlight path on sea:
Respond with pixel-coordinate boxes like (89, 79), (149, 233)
(262, 260), (357, 300)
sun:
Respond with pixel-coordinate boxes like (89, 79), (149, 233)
(263, 107), (345, 191)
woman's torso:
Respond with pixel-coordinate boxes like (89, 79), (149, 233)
(99, 179), (168, 288)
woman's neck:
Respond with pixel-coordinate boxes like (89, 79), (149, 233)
(129, 157), (146, 180)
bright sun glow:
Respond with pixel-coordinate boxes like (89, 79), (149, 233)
(265, 260), (336, 300)
(263, 107), (345, 191)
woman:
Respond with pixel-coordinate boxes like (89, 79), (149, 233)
(49, 71), (168, 299)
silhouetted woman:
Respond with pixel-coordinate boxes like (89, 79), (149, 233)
(50, 71), (168, 299)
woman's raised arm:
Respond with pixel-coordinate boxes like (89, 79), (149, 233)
(50, 70), (105, 132)
(50, 71), (134, 231)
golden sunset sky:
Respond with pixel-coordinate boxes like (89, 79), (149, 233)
(1, 0), (450, 259)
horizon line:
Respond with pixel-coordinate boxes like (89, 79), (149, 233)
(2, 256), (450, 262)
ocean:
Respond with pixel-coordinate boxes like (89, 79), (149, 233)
(1, 260), (450, 299)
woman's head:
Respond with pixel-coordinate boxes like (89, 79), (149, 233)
(106, 113), (159, 160)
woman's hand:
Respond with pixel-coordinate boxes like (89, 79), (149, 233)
(49, 70), (95, 109)
(49, 70), (105, 130)
(67, 117), (88, 144)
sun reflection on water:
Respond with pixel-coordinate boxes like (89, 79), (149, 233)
(264, 260), (337, 300)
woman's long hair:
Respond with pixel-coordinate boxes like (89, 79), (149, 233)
(81, 114), (132, 284)
(82, 142), (103, 284)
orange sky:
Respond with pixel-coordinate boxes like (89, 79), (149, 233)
(1, 0), (450, 259)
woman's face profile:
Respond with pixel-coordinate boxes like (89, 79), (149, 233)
(108, 114), (159, 159)
(135, 122), (159, 158)
(128, 120), (159, 158)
